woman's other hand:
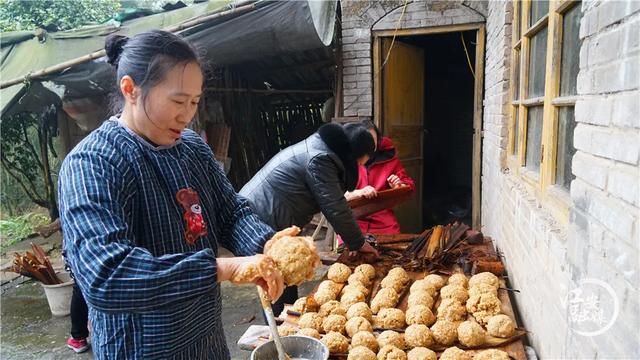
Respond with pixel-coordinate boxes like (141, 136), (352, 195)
(387, 174), (405, 189)
(217, 255), (285, 301)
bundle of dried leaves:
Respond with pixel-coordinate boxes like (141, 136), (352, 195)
(5, 243), (62, 285)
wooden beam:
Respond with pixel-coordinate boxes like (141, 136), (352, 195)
(518, 0), (532, 167)
(508, 0), (521, 156)
(541, 0), (562, 191)
(472, 26), (486, 231)
(521, 96), (545, 106)
(551, 95), (578, 106)
(373, 36), (382, 130)
(373, 22), (484, 37)
(523, 14), (549, 38)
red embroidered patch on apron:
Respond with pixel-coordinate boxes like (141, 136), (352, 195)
(176, 188), (208, 244)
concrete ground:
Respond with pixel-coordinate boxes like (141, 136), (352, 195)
(0, 226), (331, 360)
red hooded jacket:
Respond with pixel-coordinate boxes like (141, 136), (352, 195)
(356, 137), (416, 234)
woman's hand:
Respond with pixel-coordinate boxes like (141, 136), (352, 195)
(359, 186), (378, 199)
(217, 255), (285, 301)
(264, 226), (301, 254)
(345, 186), (377, 201)
(387, 174), (405, 189)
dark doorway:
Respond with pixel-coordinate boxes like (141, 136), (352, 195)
(400, 31), (477, 227)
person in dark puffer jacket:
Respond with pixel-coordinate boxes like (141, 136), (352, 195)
(240, 122), (380, 315)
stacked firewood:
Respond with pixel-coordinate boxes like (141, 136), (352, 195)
(5, 243), (62, 285)
(394, 222), (504, 275)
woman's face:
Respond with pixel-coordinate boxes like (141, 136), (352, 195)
(127, 61), (203, 146)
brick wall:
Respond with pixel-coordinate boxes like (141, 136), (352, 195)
(481, 0), (640, 358)
(340, 0), (487, 116)
(341, 0), (639, 357)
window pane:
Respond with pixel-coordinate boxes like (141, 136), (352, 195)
(560, 5), (583, 96)
(556, 107), (576, 189)
(529, 0), (549, 27)
(528, 27), (548, 98)
(513, 49), (521, 100)
(513, 107), (520, 155)
(525, 106), (544, 172)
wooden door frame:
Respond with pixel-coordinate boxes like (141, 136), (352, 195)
(372, 23), (486, 230)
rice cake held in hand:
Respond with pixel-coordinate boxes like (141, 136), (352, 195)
(265, 226), (320, 285)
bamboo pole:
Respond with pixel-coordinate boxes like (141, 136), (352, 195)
(0, 1), (260, 90)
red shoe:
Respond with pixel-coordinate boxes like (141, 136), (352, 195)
(66, 337), (90, 353)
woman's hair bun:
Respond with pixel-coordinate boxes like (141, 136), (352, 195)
(105, 34), (129, 67)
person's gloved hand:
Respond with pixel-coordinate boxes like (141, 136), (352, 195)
(348, 241), (379, 259)
(217, 255), (284, 301)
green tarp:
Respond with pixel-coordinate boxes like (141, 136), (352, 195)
(0, 0), (337, 118)
(0, 0), (233, 116)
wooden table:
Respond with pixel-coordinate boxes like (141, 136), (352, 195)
(240, 234), (527, 359)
